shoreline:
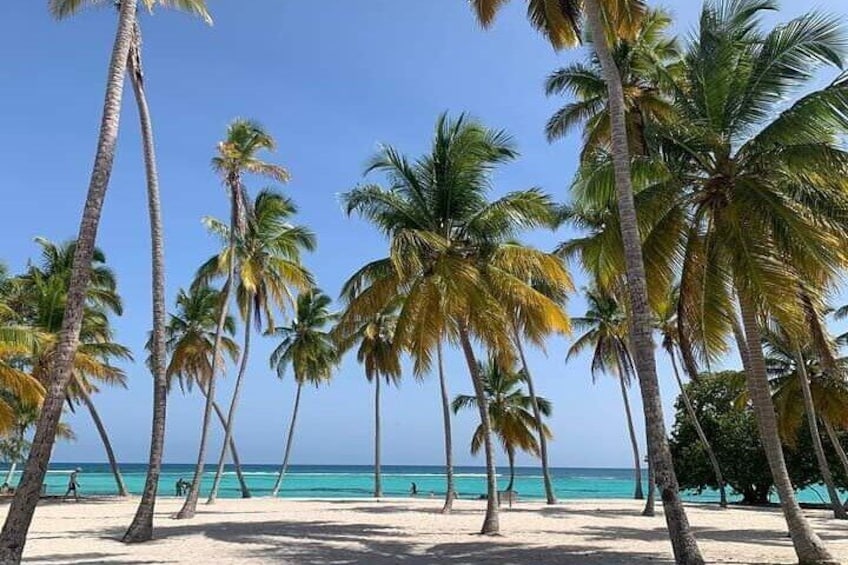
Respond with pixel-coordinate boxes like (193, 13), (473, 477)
(12, 496), (848, 563)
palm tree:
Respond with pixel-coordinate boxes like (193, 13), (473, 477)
(466, 3), (702, 559)
(452, 359), (552, 494)
(334, 305), (401, 498)
(268, 290), (338, 496)
(177, 120), (291, 519)
(649, 2), (848, 559)
(198, 189), (314, 504)
(120, 0), (211, 543)
(338, 113), (570, 533)
(11, 239), (130, 497)
(763, 324), (848, 519)
(510, 277), (572, 505)
(158, 286), (250, 496)
(654, 287), (727, 508)
(0, 2), (138, 559)
(544, 8), (678, 159)
(567, 287), (643, 499)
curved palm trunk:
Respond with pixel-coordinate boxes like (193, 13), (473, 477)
(0, 2), (138, 561)
(506, 448), (516, 492)
(78, 385), (128, 497)
(3, 464), (16, 487)
(199, 383), (250, 498)
(207, 301), (253, 504)
(823, 419), (848, 490)
(123, 25), (169, 543)
(271, 381), (303, 497)
(642, 456), (655, 516)
(176, 275), (234, 519)
(458, 325), (499, 534)
(437, 341), (455, 513)
(795, 349), (846, 519)
(374, 374), (382, 498)
(614, 356), (643, 500)
(513, 331), (556, 504)
(669, 348), (727, 507)
(737, 291), (837, 562)
(583, 2), (703, 562)
(732, 317), (753, 377)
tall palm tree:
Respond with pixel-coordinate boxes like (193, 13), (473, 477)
(158, 286), (250, 496)
(0, 2), (138, 559)
(544, 8), (678, 159)
(121, 0), (211, 543)
(452, 359), (552, 493)
(338, 113), (570, 533)
(654, 287), (727, 508)
(334, 305), (401, 498)
(567, 287), (643, 500)
(198, 189), (314, 504)
(648, 2), (848, 559)
(466, 3), (702, 560)
(268, 290), (338, 497)
(177, 120), (291, 519)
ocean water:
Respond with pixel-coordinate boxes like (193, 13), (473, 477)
(7, 463), (834, 504)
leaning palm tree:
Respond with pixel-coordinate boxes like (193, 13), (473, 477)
(466, 2), (701, 560)
(649, 2), (848, 559)
(0, 2), (138, 555)
(177, 120), (291, 519)
(158, 286), (250, 496)
(268, 290), (338, 497)
(338, 113), (570, 533)
(334, 304), (401, 498)
(763, 323), (848, 519)
(198, 189), (314, 504)
(567, 287), (643, 500)
(654, 287), (727, 508)
(452, 359), (552, 494)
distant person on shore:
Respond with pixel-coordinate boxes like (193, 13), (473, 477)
(65, 468), (81, 502)
(410, 482), (418, 496)
(176, 478), (184, 497)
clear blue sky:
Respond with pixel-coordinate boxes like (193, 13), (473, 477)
(1, 1), (847, 469)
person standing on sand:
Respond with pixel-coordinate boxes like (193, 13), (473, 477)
(410, 482), (418, 496)
(64, 468), (81, 502)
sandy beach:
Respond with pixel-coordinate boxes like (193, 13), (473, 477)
(9, 496), (848, 564)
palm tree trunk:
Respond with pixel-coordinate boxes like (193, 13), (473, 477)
(737, 290), (836, 562)
(642, 456), (655, 516)
(374, 374), (383, 498)
(506, 448), (515, 492)
(207, 301), (253, 504)
(513, 330), (556, 504)
(823, 419), (848, 488)
(271, 381), (303, 497)
(794, 348), (846, 519)
(669, 348), (727, 507)
(437, 341), (455, 513)
(457, 325), (499, 535)
(3, 464), (16, 487)
(123, 24), (169, 542)
(77, 384), (128, 497)
(583, 3), (703, 562)
(176, 274), (233, 519)
(0, 2), (138, 560)
(732, 316), (753, 377)
(199, 383), (250, 498)
(614, 355), (643, 500)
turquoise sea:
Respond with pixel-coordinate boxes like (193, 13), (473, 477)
(7, 463), (834, 504)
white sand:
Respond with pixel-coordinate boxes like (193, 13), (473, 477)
(8, 496), (848, 564)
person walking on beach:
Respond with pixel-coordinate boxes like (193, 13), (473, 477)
(175, 478), (184, 497)
(410, 482), (418, 496)
(65, 468), (81, 502)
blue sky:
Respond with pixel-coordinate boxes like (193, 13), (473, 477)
(1, 1), (847, 469)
